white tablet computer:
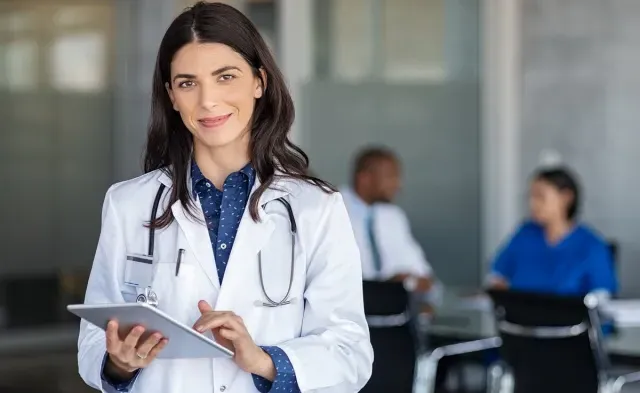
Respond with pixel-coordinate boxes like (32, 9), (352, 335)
(67, 303), (234, 359)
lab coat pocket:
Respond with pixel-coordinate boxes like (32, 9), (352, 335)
(151, 262), (200, 326)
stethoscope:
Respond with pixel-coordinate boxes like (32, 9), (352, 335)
(137, 184), (297, 308)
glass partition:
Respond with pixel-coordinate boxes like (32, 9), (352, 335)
(303, 0), (482, 286)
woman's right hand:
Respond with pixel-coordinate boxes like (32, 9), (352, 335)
(105, 320), (168, 380)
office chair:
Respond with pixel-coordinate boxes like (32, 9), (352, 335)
(360, 280), (416, 393)
(485, 289), (640, 393)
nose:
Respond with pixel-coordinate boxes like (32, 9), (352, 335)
(198, 82), (221, 110)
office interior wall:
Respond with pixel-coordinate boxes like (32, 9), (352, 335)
(302, 0), (481, 286)
(480, 0), (522, 276)
(112, 0), (178, 182)
(0, 0), (177, 275)
(520, 0), (640, 296)
(0, 0), (115, 275)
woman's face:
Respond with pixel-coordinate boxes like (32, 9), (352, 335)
(166, 42), (264, 151)
(529, 179), (572, 224)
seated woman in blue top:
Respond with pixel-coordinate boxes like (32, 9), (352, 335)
(488, 167), (618, 297)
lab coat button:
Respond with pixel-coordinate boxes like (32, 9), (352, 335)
(219, 386), (226, 392)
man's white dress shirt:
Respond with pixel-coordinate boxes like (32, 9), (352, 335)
(340, 187), (433, 281)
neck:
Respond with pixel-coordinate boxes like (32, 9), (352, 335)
(353, 185), (374, 205)
(544, 219), (573, 243)
(193, 141), (250, 189)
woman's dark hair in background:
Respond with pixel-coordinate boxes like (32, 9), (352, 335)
(144, 1), (335, 228)
(533, 166), (581, 220)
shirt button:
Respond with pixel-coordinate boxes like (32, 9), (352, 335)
(220, 243), (227, 250)
(219, 386), (226, 392)
(206, 182), (212, 188)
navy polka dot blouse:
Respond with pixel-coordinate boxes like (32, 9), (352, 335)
(191, 161), (301, 393)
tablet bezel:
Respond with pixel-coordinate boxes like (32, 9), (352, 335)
(68, 302), (234, 359)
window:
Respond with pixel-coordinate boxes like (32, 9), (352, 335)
(49, 32), (106, 92)
(2, 39), (38, 91)
(321, 0), (447, 83)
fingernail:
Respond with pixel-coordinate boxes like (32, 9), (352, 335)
(195, 326), (203, 332)
(153, 333), (162, 340)
(135, 327), (144, 333)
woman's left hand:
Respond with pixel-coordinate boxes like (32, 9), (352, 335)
(193, 300), (275, 380)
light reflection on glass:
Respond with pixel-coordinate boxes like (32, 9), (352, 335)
(52, 5), (96, 27)
(4, 39), (38, 91)
(50, 32), (106, 92)
(382, 0), (447, 82)
(0, 11), (33, 33)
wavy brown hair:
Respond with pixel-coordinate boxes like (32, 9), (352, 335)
(144, 1), (335, 228)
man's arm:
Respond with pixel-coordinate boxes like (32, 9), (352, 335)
(383, 206), (435, 292)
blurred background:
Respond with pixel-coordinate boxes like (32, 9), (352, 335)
(1, 0), (640, 392)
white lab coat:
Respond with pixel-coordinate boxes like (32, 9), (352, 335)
(78, 169), (373, 393)
(340, 187), (433, 281)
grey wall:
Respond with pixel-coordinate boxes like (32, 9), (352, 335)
(302, 81), (481, 286)
(0, 0), (176, 275)
(302, 0), (482, 286)
(520, 0), (640, 296)
(0, 3), (115, 275)
(113, 0), (177, 182)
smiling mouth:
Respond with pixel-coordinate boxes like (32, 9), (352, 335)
(198, 114), (232, 128)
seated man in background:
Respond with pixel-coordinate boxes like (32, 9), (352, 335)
(341, 146), (437, 296)
(342, 146), (441, 393)
(487, 166), (617, 298)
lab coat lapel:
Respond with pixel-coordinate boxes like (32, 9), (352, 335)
(215, 177), (291, 309)
(159, 169), (220, 290)
(171, 201), (220, 290)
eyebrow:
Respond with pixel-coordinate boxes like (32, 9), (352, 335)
(172, 65), (242, 82)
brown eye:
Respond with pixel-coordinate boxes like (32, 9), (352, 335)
(178, 80), (195, 88)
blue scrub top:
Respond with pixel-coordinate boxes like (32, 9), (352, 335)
(491, 221), (618, 296)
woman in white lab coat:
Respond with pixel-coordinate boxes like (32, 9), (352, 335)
(77, 2), (373, 392)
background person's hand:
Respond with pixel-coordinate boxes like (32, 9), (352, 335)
(193, 300), (275, 380)
(104, 320), (168, 380)
(389, 273), (433, 293)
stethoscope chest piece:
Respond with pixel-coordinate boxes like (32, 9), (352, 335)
(136, 288), (159, 307)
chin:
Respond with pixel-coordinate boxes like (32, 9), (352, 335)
(196, 130), (245, 149)
(531, 216), (547, 225)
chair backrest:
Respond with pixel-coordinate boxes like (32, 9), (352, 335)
(486, 289), (605, 393)
(362, 280), (409, 316)
(360, 281), (415, 393)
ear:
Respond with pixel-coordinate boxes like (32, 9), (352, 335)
(165, 82), (178, 111)
(254, 68), (267, 99)
(562, 189), (575, 205)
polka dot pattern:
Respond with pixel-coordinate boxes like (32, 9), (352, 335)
(191, 161), (255, 283)
(251, 346), (301, 393)
(191, 161), (300, 392)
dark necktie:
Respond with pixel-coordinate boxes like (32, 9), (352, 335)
(366, 208), (383, 274)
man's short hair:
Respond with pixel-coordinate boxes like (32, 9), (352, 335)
(353, 146), (398, 177)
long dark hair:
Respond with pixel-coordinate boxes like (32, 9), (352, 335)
(144, 1), (335, 228)
(533, 166), (581, 220)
